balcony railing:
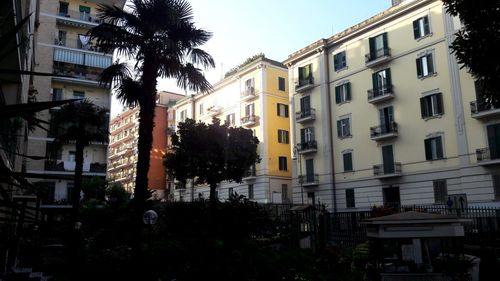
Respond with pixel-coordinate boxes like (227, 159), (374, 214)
(53, 66), (101, 83)
(373, 162), (402, 177)
(299, 174), (319, 186)
(367, 85), (394, 103)
(241, 115), (258, 126)
(53, 47), (112, 69)
(295, 76), (314, 92)
(476, 147), (500, 165)
(54, 37), (105, 53)
(243, 166), (257, 180)
(470, 100), (500, 119)
(56, 9), (102, 26)
(295, 108), (316, 123)
(365, 48), (391, 66)
(370, 122), (398, 140)
(44, 160), (107, 174)
(297, 140), (317, 154)
(240, 87), (257, 100)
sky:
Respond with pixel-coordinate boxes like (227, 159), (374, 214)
(111, 0), (392, 116)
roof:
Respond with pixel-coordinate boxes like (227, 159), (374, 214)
(363, 211), (470, 225)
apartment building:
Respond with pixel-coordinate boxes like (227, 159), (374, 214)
(174, 56), (291, 203)
(107, 91), (183, 198)
(25, 0), (125, 204)
(285, 0), (500, 211)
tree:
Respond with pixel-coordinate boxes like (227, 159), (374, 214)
(51, 100), (108, 222)
(89, 0), (214, 209)
(442, 0), (500, 105)
(164, 118), (260, 202)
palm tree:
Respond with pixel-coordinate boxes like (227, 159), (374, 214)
(89, 0), (214, 209)
(52, 100), (108, 222)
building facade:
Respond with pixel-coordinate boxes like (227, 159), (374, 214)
(174, 56), (291, 203)
(285, 0), (500, 211)
(107, 91), (183, 198)
(25, 0), (125, 204)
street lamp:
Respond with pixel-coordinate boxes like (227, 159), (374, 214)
(292, 145), (304, 205)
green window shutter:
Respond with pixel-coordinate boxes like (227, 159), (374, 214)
(278, 130), (282, 143)
(333, 54), (339, 70)
(298, 66), (304, 81)
(335, 86), (341, 103)
(436, 93), (444, 115)
(285, 104), (289, 117)
(436, 137), (444, 158)
(382, 32), (388, 50)
(343, 153), (353, 172)
(413, 20), (420, 39)
(385, 69), (392, 88)
(416, 58), (423, 77)
(369, 37), (375, 58)
(424, 138), (432, 160)
(300, 128), (306, 143)
(336, 120), (342, 137)
(427, 54), (435, 74)
(79, 5), (91, 13)
(346, 83), (351, 101)
(345, 119), (351, 136)
(423, 16), (430, 35)
(341, 52), (346, 67)
(420, 97), (428, 118)
(276, 103), (280, 116)
(372, 72), (378, 92)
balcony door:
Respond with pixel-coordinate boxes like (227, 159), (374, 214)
(300, 96), (311, 116)
(382, 145), (395, 174)
(487, 124), (500, 159)
(379, 106), (394, 132)
(245, 103), (254, 117)
(300, 127), (314, 144)
(305, 159), (314, 182)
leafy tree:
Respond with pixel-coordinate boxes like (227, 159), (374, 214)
(89, 0), (214, 209)
(106, 182), (130, 206)
(164, 118), (259, 202)
(51, 100), (108, 222)
(442, 0), (500, 105)
(82, 176), (107, 202)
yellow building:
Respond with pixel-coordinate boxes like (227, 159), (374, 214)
(285, 0), (500, 211)
(25, 0), (125, 204)
(174, 56), (291, 203)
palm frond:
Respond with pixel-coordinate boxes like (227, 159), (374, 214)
(100, 61), (132, 86)
(114, 78), (142, 108)
(188, 48), (215, 69)
(176, 63), (212, 92)
(0, 12), (32, 63)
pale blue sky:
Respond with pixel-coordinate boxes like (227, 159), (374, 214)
(112, 0), (392, 115)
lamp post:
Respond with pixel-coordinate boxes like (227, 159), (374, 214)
(293, 145), (304, 205)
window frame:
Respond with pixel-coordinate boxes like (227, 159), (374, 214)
(413, 16), (431, 40)
(333, 51), (347, 71)
(336, 116), (351, 138)
(277, 103), (289, 117)
(278, 156), (288, 171)
(420, 92), (444, 119)
(278, 77), (286, 91)
(345, 189), (355, 208)
(416, 52), (436, 78)
(278, 129), (289, 144)
(433, 179), (447, 203)
(248, 184), (254, 199)
(335, 82), (351, 104)
(343, 151), (353, 172)
(425, 135), (445, 160)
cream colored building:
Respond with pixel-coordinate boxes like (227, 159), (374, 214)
(285, 0), (500, 211)
(174, 56), (291, 203)
(25, 0), (124, 204)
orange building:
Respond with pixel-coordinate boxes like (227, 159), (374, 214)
(107, 91), (183, 197)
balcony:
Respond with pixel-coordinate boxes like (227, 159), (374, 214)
(241, 115), (258, 127)
(240, 87), (257, 101)
(53, 47), (112, 69)
(53, 63), (105, 88)
(299, 174), (319, 187)
(373, 163), (402, 178)
(56, 9), (102, 28)
(295, 108), (316, 123)
(470, 100), (500, 119)
(297, 140), (317, 155)
(44, 160), (107, 175)
(207, 105), (222, 117)
(476, 147), (500, 165)
(367, 86), (394, 104)
(243, 166), (257, 181)
(365, 48), (391, 68)
(295, 77), (314, 93)
(370, 122), (398, 141)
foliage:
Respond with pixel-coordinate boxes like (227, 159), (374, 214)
(433, 254), (475, 281)
(82, 176), (107, 202)
(224, 52), (265, 78)
(164, 118), (259, 201)
(106, 182), (130, 206)
(89, 0), (214, 207)
(442, 0), (500, 105)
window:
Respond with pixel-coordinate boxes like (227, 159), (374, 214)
(59, 2), (69, 16)
(346, 189), (355, 208)
(486, 124), (500, 160)
(299, 96), (311, 117)
(68, 151), (76, 162)
(298, 64), (312, 86)
(228, 188), (234, 197)
(343, 152), (353, 172)
(73, 91), (85, 99)
(492, 175), (500, 200)
(277, 103), (289, 117)
(335, 82), (351, 104)
(368, 32), (389, 60)
(180, 110), (187, 122)
(383, 186), (400, 207)
(413, 16), (431, 39)
(300, 127), (315, 144)
(79, 5), (91, 21)
(245, 103), (255, 117)
(416, 53), (435, 78)
(433, 180), (447, 203)
(67, 181), (74, 202)
(425, 136), (444, 160)
(305, 159), (315, 183)
(278, 129), (289, 144)
(199, 104), (204, 115)
(52, 88), (63, 101)
(248, 184), (254, 199)
(278, 77), (286, 91)
(225, 113), (235, 126)
(56, 30), (66, 46)
(282, 184), (288, 201)
(245, 78), (255, 90)
(420, 93), (443, 118)
(278, 156), (288, 171)
(372, 69), (392, 96)
(337, 117), (351, 138)
(334, 51), (347, 71)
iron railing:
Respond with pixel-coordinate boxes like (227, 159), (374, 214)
(295, 108), (316, 121)
(365, 47), (391, 63)
(367, 85), (394, 100)
(370, 122), (398, 138)
(373, 162), (402, 176)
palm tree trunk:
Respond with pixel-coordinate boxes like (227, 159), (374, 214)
(209, 182), (217, 203)
(72, 140), (85, 222)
